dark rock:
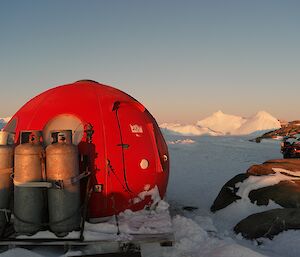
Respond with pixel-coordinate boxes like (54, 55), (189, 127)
(249, 180), (300, 208)
(210, 173), (249, 212)
(234, 208), (300, 239)
(182, 206), (198, 212)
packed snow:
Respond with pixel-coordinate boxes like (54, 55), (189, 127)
(162, 111), (281, 136)
(17, 200), (172, 242)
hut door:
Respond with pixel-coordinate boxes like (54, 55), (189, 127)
(113, 101), (158, 194)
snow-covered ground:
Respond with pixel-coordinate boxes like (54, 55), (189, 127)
(1, 117), (299, 257)
(165, 133), (300, 257)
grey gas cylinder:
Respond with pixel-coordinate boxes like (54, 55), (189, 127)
(46, 130), (81, 236)
(0, 131), (14, 235)
(14, 131), (46, 235)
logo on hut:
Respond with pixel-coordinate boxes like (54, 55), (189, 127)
(130, 124), (143, 134)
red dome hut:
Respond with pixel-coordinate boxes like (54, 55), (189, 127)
(4, 80), (169, 220)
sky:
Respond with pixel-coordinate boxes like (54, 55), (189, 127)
(0, 0), (299, 123)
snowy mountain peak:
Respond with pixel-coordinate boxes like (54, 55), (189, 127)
(160, 123), (221, 136)
(251, 111), (280, 123)
(236, 111), (281, 135)
(161, 111), (281, 137)
(197, 111), (246, 134)
(254, 110), (269, 116)
(214, 110), (224, 116)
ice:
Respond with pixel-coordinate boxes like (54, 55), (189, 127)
(236, 111), (281, 135)
(160, 122), (220, 136)
(162, 110), (280, 136)
(197, 110), (247, 134)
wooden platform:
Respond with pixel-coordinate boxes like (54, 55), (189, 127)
(74, 253), (142, 257)
(0, 232), (173, 257)
(0, 232), (173, 246)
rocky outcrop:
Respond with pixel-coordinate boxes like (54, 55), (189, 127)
(212, 158), (300, 239)
(234, 208), (300, 239)
(253, 120), (300, 143)
(248, 180), (300, 208)
(247, 159), (300, 176)
(210, 173), (249, 212)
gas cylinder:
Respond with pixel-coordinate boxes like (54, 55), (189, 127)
(46, 130), (81, 236)
(14, 131), (45, 235)
(0, 131), (14, 235)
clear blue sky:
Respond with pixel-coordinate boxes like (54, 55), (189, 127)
(0, 0), (299, 123)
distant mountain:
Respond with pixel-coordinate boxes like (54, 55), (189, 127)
(161, 111), (281, 136)
(160, 123), (221, 136)
(234, 111), (281, 135)
(1, 113), (281, 137)
(197, 110), (246, 134)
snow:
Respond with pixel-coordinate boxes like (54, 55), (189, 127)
(164, 133), (287, 257)
(236, 169), (300, 199)
(168, 139), (195, 144)
(197, 110), (247, 134)
(82, 203), (172, 237)
(132, 185), (161, 205)
(162, 110), (281, 136)
(160, 122), (220, 136)
(0, 119), (296, 257)
(165, 215), (268, 257)
(235, 111), (281, 135)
